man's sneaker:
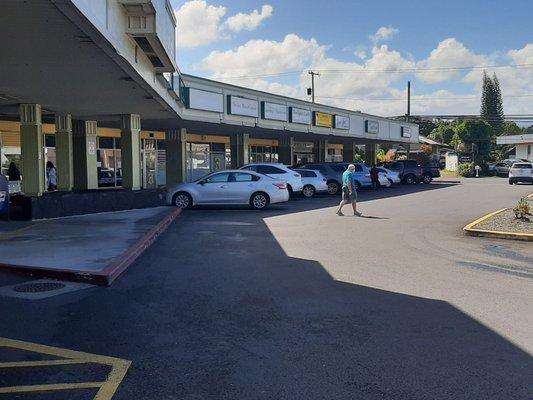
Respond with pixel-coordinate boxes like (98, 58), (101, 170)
(354, 211), (362, 217)
(336, 211), (344, 216)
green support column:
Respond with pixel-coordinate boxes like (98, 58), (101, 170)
(55, 114), (74, 191)
(313, 139), (328, 163)
(278, 136), (294, 166)
(365, 143), (377, 165)
(165, 128), (187, 184)
(230, 133), (249, 168)
(73, 120), (98, 190)
(20, 104), (44, 196)
(121, 114), (141, 190)
(343, 141), (356, 162)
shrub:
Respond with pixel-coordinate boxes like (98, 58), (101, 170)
(457, 162), (474, 177)
(513, 197), (531, 221)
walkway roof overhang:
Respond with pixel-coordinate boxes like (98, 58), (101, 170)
(0, 0), (179, 128)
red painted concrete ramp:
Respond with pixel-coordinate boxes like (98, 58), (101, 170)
(0, 207), (180, 285)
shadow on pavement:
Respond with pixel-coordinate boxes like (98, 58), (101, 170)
(189, 182), (459, 217)
(0, 191), (529, 400)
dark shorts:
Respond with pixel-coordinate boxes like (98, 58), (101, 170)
(342, 186), (357, 202)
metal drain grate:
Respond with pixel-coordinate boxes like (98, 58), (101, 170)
(13, 282), (66, 293)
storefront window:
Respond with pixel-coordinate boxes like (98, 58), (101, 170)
(97, 137), (122, 188)
(326, 147), (343, 162)
(249, 145), (279, 163)
(186, 142), (227, 182)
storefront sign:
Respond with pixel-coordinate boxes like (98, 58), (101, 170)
(335, 115), (350, 130)
(185, 88), (224, 113)
(227, 96), (259, 118)
(289, 107), (311, 125)
(261, 102), (287, 121)
(365, 119), (379, 134)
(401, 126), (412, 138)
(313, 112), (333, 128)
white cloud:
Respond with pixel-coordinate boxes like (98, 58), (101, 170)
(175, 0), (227, 49)
(226, 5), (273, 32)
(370, 26), (399, 43)
(416, 38), (489, 84)
(196, 30), (533, 116)
(200, 34), (327, 80)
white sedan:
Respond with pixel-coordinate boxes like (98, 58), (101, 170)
(293, 169), (328, 197)
(165, 170), (290, 210)
(376, 167), (401, 185)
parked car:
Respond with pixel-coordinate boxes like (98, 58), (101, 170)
(494, 161), (512, 176)
(239, 163), (303, 194)
(165, 170), (289, 210)
(420, 163), (441, 183)
(377, 172), (391, 188)
(293, 169), (328, 198)
(375, 166), (401, 185)
(508, 162), (533, 184)
(379, 160), (423, 184)
(301, 162), (372, 194)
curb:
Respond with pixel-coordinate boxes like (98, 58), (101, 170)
(463, 208), (533, 242)
(0, 207), (182, 286)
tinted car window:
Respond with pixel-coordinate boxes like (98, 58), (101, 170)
(305, 164), (327, 173)
(353, 164), (363, 172)
(205, 173), (230, 183)
(330, 165), (347, 172)
(405, 160), (419, 168)
(241, 165), (256, 171)
(232, 173), (260, 182)
(387, 162), (401, 170)
(513, 163), (532, 169)
(297, 170), (316, 178)
(256, 165), (286, 175)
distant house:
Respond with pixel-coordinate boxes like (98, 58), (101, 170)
(497, 135), (533, 161)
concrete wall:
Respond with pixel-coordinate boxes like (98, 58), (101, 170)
(71, 0), (179, 114)
(516, 144), (532, 161)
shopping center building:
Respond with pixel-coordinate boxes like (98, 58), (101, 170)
(0, 0), (418, 216)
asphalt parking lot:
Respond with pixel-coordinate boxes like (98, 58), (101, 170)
(0, 178), (531, 399)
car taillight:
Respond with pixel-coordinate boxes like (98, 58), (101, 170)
(365, 174), (370, 178)
(274, 182), (287, 189)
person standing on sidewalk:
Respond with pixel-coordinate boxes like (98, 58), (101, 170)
(336, 164), (362, 217)
(46, 161), (57, 191)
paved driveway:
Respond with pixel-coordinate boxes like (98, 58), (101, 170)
(0, 178), (531, 399)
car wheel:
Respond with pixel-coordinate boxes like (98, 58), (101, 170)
(509, 180), (514, 185)
(422, 174), (432, 184)
(287, 185), (294, 196)
(173, 192), (193, 209)
(327, 181), (340, 195)
(388, 178), (394, 186)
(404, 174), (416, 184)
(250, 192), (270, 210)
(302, 185), (316, 198)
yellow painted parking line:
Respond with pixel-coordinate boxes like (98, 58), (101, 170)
(0, 337), (131, 400)
(0, 382), (103, 394)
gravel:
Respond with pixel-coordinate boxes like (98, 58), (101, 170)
(474, 207), (533, 234)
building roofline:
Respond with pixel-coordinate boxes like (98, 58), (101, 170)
(180, 73), (418, 127)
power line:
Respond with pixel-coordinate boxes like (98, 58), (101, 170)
(315, 94), (533, 102)
(217, 63), (533, 80)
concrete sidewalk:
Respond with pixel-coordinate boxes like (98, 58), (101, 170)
(0, 207), (180, 285)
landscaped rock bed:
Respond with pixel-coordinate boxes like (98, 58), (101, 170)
(474, 208), (533, 234)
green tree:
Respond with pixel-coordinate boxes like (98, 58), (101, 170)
(455, 120), (493, 162)
(428, 122), (456, 144)
(480, 71), (504, 132)
(500, 121), (522, 136)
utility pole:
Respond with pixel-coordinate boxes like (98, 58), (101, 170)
(406, 81), (411, 123)
(308, 71), (320, 103)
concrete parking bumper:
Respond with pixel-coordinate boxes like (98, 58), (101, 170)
(0, 207), (180, 285)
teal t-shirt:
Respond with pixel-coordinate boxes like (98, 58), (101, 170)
(342, 170), (352, 189)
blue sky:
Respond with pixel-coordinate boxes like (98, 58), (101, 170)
(170, 0), (533, 116)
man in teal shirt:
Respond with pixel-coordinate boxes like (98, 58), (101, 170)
(336, 164), (362, 216)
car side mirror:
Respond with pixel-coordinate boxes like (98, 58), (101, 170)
(198, 180), (206, 185)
